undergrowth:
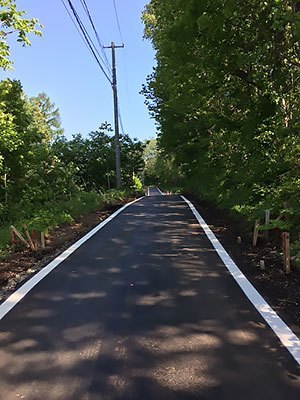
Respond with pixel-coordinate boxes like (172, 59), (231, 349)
(0, 189), (141, 251)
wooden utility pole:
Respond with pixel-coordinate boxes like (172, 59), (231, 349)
(104, 42), (124, 189)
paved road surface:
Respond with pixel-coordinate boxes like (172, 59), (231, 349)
(0, 193), (299, 399)
(147, 186), (163, 196)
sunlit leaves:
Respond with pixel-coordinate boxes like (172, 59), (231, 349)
(143, 0), (300, 234)
(0, 0), (42, 69)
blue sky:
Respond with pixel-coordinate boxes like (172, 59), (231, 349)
(1, 0), (156, 141)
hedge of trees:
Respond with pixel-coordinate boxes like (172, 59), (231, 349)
(142, 1), (300, 248)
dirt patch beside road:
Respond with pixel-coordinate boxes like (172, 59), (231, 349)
(189, 196), (300, 337)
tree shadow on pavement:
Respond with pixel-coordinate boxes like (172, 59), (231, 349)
(0, 196), (299, 400)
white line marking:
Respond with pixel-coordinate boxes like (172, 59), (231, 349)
(181, 195), (300, 365)
(0, 197), (143, 321)
(156, 187), (164, 195)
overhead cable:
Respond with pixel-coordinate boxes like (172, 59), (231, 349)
(60, 0), (92, 55)
(112, 0), (124, 44)
(66, 0), (112, 82)
(61, 0), (112, 84)
(79, 0), (112, 73)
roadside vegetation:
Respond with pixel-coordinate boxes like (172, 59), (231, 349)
(0, 1), (144, 254)
(0, 78), (144, 252)
(142, 0), (300, 266)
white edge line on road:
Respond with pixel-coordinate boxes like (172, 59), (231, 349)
(181, 195), (300, 365)
(156, 187), (164, 195)
(0, 197), (143, 321)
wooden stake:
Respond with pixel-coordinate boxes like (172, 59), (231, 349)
(10, 227), (16, 248)
(23, 224), (36, 251)
(253, 219), (260, 246)
(282, 232), (290, 273)
(264, 209), (270, 241)
(10, 225), (30, 248)
(41, 232), (45, 249)
(32, 230), (38, 250)
(45, 229), (49, 245)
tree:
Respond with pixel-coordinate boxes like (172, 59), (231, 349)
(142, 0), (300, 234)
(0, 0), (42, 70)
(29, 93), (64, 141)
(0, 79), (72, 221)
(143, 138), (159, 185)
(53, 123), (145, 191)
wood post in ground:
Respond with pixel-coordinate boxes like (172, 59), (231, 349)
(41, 232), (45, 249)
(253, 219), (260, 246)
(23, 224), (36, 251)
(32, 230), (38, 251)
(10, 225), (30, 248)
(282, 232), (290, 273)
(264, 209), (270, 241)
(10, 226), (16, 248)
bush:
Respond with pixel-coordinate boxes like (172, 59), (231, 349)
(0, 190), (134, 250)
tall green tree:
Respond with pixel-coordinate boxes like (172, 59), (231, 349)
(29, 93), (64, 141)
(143, 0), (300, 233)
(0, 79), (72, 221)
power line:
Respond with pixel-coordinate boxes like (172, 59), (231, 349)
(79, 0), (112, 73)
(61, 0), (112, 84)
(112, 0), (123, 44)
(67, 0), (112, 82)
(60, 0), (92, 54)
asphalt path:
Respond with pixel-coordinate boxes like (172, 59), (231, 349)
(147, 186), (163, 196)
(0, 193), (299, 399)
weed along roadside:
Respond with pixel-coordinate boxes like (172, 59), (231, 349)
(0, 190), (142, 303)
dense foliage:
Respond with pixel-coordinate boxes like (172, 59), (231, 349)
(0, 78), (144, 249)
(142, 1), (300, 240)
(143, 138), (183, 188)
(0, 79), (73, 221)
(53, 125), (144, 192)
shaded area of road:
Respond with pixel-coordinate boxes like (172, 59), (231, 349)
(0, 195), (299, 399)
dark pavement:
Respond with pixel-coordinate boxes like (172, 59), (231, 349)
(147, 187), (163, 196)
(0, 194), (299, 399)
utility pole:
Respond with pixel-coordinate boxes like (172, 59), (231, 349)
(104, 42), (124, 189)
